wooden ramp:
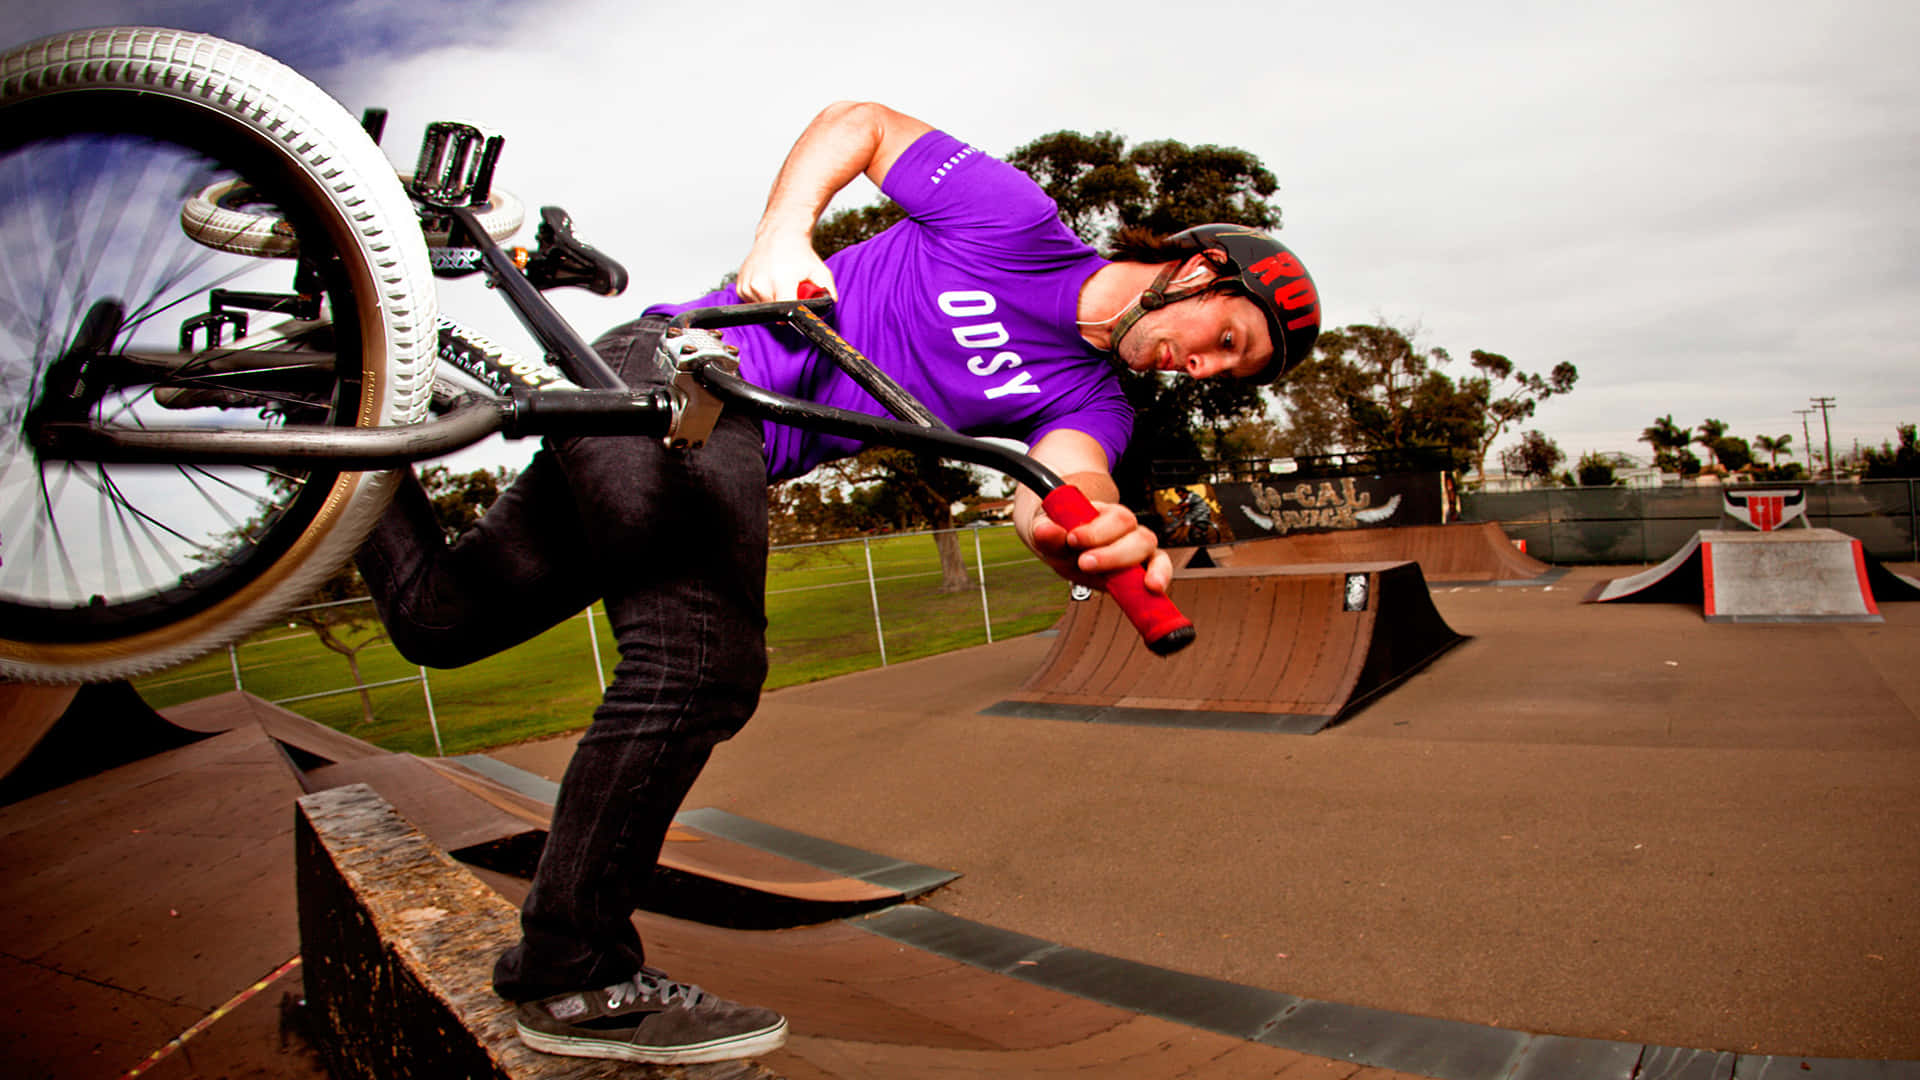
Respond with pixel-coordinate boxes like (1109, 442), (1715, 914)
(1183, 521), (1554, 583)
(987, 562), (1468, 733)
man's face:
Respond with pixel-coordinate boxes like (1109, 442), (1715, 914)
(1113, 280), (1273, 381)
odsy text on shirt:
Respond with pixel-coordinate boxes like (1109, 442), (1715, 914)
(937, 290), (1044, 401)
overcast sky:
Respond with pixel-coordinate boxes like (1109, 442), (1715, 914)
(12, 0), (1918, 474)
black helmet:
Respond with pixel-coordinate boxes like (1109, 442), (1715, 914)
(1168, 224), (1320, 383)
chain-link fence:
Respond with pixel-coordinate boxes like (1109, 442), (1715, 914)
(1463, 479), (1920, 564)
(134, 523), (1066, 755)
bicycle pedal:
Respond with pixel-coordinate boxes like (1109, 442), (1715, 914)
(410, 121), (503, 209)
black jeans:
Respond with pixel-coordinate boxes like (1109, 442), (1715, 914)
(355, 317), (770, 1001)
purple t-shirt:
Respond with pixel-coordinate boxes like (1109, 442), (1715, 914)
(646, 130), (1131, 481)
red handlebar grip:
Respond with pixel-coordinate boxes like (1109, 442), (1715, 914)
(797, 282), (826, 299)
(1041, 487), (1195, 656)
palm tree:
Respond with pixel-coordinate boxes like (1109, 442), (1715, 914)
(1639, 415), (1691, 472)
(1753, 433), (1793, 467)
(1695, 418), (1733, 470)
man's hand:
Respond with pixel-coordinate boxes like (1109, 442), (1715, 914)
(736, 226), (836, 303)
(736, 102), (930, 303)
(1028, 496), (1173, 596)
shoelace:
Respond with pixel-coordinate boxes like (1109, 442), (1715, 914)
(606, 971), (706, 1011)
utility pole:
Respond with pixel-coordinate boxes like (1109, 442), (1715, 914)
(1810, 397), (1836, 480)
(1796, 408), (1815, 475)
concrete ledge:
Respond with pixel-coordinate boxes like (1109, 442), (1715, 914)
(294, 784), (779, 1079)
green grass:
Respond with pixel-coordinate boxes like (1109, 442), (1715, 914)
(135, 526), (1066, 756)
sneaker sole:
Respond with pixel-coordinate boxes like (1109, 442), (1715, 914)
(515, 1017), (788, 1065)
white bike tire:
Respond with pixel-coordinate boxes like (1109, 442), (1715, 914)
(182, 172), (525, 256)
(0, 26), (438, 684)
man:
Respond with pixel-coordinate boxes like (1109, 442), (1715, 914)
(357, 100), (1318, 1066)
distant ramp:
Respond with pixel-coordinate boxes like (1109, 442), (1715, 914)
(1186, 522), (1555, 583)
(987, 562), (1467, 733)
(1584, 528), (1909, 622)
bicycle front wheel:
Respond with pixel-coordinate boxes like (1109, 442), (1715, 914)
(0, 27), (438, 683)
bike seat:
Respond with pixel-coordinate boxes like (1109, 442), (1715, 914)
(523, 206), (628, 296)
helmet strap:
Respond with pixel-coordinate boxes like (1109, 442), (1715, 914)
(1107, 263), (1218, 354)
(1106, 259), (1229, 354)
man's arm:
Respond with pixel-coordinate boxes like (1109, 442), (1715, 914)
(1015, 429), (1173, 594)
(736, 101), (933, 302)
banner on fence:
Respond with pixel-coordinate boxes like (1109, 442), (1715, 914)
(1154, 472), (1451, 545)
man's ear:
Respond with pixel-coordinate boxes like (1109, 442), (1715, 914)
(1172, 251), (1222, 286)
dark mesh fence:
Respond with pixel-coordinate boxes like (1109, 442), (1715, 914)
(1461, 480), (1920, 564)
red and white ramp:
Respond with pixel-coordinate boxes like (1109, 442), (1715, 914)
(1584, 528), (1887, 622)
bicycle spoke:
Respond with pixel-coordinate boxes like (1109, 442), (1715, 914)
(177, 463), (279, 536)
(31, 460), (86, 608)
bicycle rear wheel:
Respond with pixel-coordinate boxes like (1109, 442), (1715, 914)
(0, 27), (438, 683)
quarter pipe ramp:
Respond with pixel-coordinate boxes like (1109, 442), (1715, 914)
(987, 562), (1468, 733)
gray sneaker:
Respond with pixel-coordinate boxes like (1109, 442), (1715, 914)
(513, 968), (787, 1065)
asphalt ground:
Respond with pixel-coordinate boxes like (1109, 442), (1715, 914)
(495, 563), (1920, 1061)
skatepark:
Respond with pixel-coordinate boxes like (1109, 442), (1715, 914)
(4, 526), (1919, 1077)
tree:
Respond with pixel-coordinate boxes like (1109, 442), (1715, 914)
(418, 464), (515, 540)
(1462, 350), (1577, 482)
(811, 127), (1290, 510)
(1213, 403), (1300, 461)
(838, 448), (983, 591)
(767, 479), (860, 544)
(287, 561), (386, 724)
(1499, 429), (1564, 482)
(1694, 418), (1750, 471)
(1639, 415), (1699, 477)
(1752, 433), (1793, 468)
(1284, 323), (1482, 470)
(1005, 132), (1279, 250)
(1862, 423), (1920, 478)
(1274, 323), (1573, 486)
(1710, 435), (1753, 473)
(1575, 451), (1618, 487)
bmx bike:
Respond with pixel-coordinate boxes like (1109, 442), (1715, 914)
(0, 26), (1192, 685)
